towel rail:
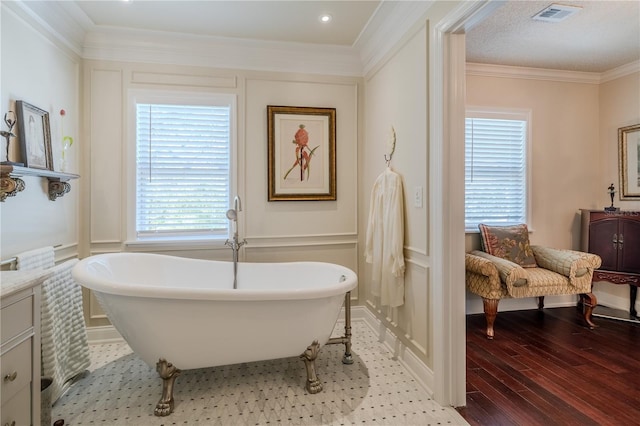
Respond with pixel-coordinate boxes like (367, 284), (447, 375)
(0, 256), (17, 266)
(1, 244), (63, 268)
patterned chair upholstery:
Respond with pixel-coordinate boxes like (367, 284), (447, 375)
(466, 245), (602, 339)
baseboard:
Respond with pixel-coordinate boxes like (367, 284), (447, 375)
(86, 325), (123, 344)
(465, 293), (581, 315)
(594, 289), (639, 314)
(350, 306), (434, 397)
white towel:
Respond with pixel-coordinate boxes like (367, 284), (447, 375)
(15, 246), (55, 270)
(40, 259), (91, 404)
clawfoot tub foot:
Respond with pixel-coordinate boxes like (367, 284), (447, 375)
(154, 358), (181, 416)
(300, 340), (323, 394)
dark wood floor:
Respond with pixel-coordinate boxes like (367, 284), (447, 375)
(456, 306), (640, 426)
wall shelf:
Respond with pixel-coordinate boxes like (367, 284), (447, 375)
(0, 165), (79, 202)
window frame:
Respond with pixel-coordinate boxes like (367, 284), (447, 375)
(125, 90), (237, 247)
(464, 107), (533, 233)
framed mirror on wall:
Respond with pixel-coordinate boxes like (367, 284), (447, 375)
(619, 123), (640, 200)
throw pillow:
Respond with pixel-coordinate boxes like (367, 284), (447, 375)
(478, 223), (537, 267)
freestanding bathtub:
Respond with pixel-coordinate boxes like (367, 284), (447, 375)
(72, 252), (357, 416)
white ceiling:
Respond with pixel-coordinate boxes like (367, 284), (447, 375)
(465, 0), (640, 73)
(73, 0), (382, 46)
(31, 1), (640, 74)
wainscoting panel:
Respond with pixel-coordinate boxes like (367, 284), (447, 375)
(131, 71), (237, 88)
(246, 244), (358, 295)
(90, 68), (123, 244)
(363, 247), (430, 364)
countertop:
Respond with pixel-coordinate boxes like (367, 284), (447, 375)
(1, 269), (51, 299)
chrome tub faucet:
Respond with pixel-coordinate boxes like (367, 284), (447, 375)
(225, 196), (246, 289)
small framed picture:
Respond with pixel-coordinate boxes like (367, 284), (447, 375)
(618, 123), (640, 200)
(267, 105), (336, 201)
(16, 100), (53, 170)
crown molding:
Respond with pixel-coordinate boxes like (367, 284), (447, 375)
(3, 0), (85, 58)
(600, 60), (640, 83)
(82, 28), (363, 77)
(356, 1), (436, 78)
(7, 0), (363, 77)
(466, 62), (602, 84)
(467, 61), (640, 84)
(10, 0), (636, 82)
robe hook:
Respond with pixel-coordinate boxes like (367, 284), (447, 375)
(384, 126), (396, 167)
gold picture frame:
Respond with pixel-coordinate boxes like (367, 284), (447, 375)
(618, 123), (640, 200)
(16, 100), (53, 170)
(267, 105), (336, 201)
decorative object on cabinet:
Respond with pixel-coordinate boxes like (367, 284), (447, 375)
(15, 101), (53, 170)
(1, 270), (49, 426)
(0, 164), (79, 202)
(605, 183), (619, 212)
(581, 209), (640, 319)
(1, 111), (23, 166)
(618, 123), (640, 200)
(466, 224), (602, 339)
(267, 105), (336, 201)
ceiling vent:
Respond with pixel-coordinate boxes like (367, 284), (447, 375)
(532, 4), (582, 22)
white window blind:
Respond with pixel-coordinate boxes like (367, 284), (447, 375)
(136, 103), (230, 237)
(465, 115), (528, 231)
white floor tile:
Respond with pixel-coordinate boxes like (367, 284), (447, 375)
(52, 321), (468, 426)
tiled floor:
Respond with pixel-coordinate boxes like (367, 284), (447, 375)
(52, 320), (467, 425)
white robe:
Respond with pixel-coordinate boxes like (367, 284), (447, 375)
(365, 168), (405, 307)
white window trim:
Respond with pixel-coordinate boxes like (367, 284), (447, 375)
(465, 106), (533, 233)
(125, 90), (237, 247)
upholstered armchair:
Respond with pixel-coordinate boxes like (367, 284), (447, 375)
(465, 224), (602, 339)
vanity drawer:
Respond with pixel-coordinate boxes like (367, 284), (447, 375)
(1, 296), (33, 345)
(1, 339), (32, 406)
(1, 384), (31, 426)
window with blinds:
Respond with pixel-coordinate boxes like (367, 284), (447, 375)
(465, 111), (530, 232)
(135, 103), (231, 238)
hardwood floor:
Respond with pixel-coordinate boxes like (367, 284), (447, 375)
(457, 306), (640, 426)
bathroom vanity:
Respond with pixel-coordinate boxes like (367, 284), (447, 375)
(1, 270), (48, 426)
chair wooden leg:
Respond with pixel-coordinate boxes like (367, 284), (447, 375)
(538, 296), (545, 310)
(580, 292), (598, 329)
(482, 298), (499, 339)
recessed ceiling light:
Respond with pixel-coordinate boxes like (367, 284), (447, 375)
(319, 14), (332, 23)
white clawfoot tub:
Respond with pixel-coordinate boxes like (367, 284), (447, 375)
(72, 253), (357, 416)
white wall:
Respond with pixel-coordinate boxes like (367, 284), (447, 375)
(244, 75), (359, 269)
(82, 60), (360, 326)
(0, 5), (81, 262)
(362, 26), (431, 364)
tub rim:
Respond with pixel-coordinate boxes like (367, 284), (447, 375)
(72, 252), (357, 301)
